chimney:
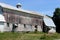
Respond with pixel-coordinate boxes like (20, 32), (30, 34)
(16, 3), (21, 8)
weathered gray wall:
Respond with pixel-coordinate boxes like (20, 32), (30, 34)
(4, 23), (12, 31)
(3, 8), (43, 32)
(4, 23), (42, 32)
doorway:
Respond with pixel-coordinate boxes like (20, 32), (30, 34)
(12, 24), (18, 32)
(34, 25), (38, 32)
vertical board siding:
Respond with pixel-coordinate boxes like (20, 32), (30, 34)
(3, 10), (43, 32)
(3, 12), (43, 26)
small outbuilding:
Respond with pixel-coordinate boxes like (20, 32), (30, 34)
(0, 14), (5, 32)
(43, 16), (56, 33)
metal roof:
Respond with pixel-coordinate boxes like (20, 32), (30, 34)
(0, 2), (43, 16)
(43, 16), (56, 27)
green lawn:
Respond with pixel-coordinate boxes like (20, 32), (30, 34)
(0, 32), (60, 40)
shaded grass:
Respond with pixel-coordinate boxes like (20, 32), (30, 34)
(0, 32), (60, 40)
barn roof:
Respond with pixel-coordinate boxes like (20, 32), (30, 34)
(0, 2), (43, 17)
(43, 16), (56, 27)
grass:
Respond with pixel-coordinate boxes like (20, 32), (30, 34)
(0, 32), (60, 40)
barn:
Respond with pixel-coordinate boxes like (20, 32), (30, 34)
(43, 15), (56, 33)
(0, 2), (43, 32)
(0, 2), (56, 33)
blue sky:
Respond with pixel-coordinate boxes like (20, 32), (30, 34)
(0, 0), (60, 16)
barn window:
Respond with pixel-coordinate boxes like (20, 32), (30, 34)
(7, 23), (9, 27)
(35, 25), (37, 28)
(24, 24), (26, 28)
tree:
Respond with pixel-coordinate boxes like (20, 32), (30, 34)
(52, 8), (60, 33)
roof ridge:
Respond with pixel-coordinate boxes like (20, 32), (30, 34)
(0, 2), (43, 16)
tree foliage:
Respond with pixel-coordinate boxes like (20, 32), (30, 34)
(53, 8), (60, 18)
(52, 8), (60, 33)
